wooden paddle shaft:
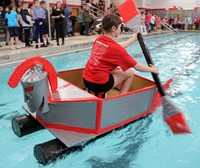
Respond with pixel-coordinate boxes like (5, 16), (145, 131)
(137, 33), (166, 97)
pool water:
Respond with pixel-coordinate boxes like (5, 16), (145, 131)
(1, 33), (200, 168)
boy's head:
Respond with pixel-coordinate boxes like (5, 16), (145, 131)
(102, 14), (122, 32)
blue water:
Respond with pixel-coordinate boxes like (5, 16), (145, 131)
(1, 33), (200, 168)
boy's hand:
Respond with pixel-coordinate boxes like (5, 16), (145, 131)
(149, 64), (159, 74)
(132, 33), (138, 40)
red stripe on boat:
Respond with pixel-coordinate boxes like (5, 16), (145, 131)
(8, 56), (58, 92)
(36, 114), (98, 134)
(95, 99), (103, 132)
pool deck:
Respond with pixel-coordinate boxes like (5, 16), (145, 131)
(0, 30), (197, 68)
(0, 33), (100, 67)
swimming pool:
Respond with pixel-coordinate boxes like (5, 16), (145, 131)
(0, 32), (200, 168)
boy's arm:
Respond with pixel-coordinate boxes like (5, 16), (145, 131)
(134, 63), (159, 74)
(119, 33), (137, 48)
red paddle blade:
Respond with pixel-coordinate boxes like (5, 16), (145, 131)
(162, 96), (191, 134)
(165, 113), (191, 134)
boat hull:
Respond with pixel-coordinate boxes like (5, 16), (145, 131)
(23, 75), (171, 147)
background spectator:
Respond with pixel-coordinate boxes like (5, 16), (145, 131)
(40, 0), (50, 46)
(69, 11), (77, 36)
(19, 2), (33, 47)
(32, 0), (46, 48)
(82, 4), (91, 36)
(5, 5), (20, 49)
(51, 1), (65, 46)
(63, 6), (70, 37)
(78, 11), (84, 35)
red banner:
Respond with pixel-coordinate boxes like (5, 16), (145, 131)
(118, 0), (139, 24)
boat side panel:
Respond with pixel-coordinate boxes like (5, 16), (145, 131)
(45, 101), (97, 129)
(101, 89), (155, 128)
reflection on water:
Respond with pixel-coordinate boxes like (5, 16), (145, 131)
(0, 110), (20, 120)
(87, 116), (153, 168)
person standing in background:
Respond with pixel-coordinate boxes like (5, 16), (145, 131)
(82, 4), (91, 36)
(40, 0), (50, 46)
(140, 11), (145, 26)
(145, 12), (151, 33)
(32, 0), (46, 49)
(4, 6), (10, 46)
(69, 11), (77, 36)
(78, 11), (84, 35)
(194, 16), (199, 30)
(19, 2), (33, 47)
(28, 3), (34, 44)
(51, 1), (65, 46)
(184, 16), (188, 31)
(16, 6), (23, 41)
(187, 16), (192, 30)
(63, 6), (70, 37)
(150, 13), (156, 31)
(5, 5), (20, 50)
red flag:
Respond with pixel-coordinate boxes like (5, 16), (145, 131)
(118, 0), (139, 24)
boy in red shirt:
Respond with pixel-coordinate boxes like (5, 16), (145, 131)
(83, 14), (158, 96)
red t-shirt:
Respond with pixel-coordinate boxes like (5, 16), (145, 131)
(145, 15), (151, 24)
(83, 36), (137, 84)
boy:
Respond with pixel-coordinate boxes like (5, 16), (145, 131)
(83, 14), (159, 96)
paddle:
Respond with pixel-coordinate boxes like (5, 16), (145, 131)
(117, 0), (191, 134)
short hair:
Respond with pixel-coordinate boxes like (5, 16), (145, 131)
(8, 5), (13, 11)
(40, 1), (46, 5)
(102, 14), (122, 32)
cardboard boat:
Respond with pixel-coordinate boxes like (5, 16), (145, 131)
(8, 57), (172, 165)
